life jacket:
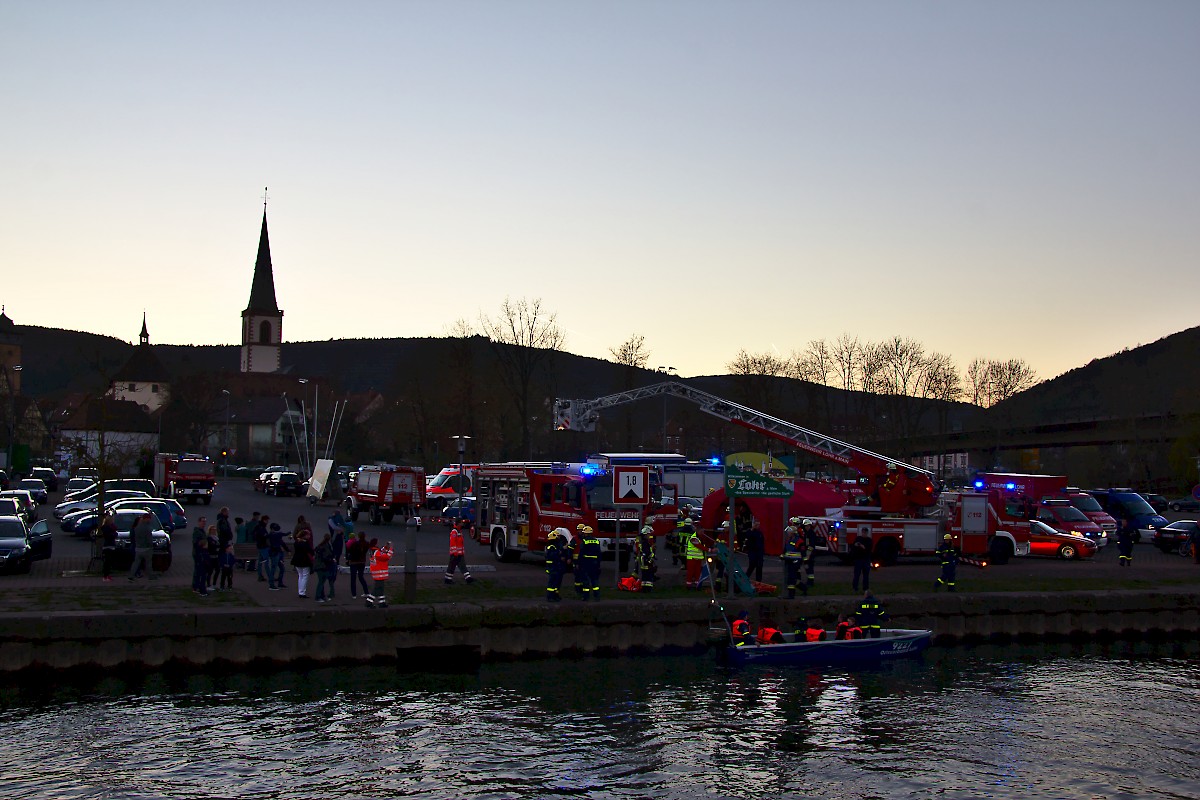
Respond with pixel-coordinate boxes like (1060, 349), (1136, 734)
(618, 576), (642, 592)
(368, 545), (392, 580)
(449, 528), (464, 556)
(805, 627), (824, 642)
(732, 618), (751, 639)
(847, 626), (864, 640)
(757, 627), (784, 645)
(835, 622), (851, 640)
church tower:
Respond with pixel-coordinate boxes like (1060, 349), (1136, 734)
(240, 197), (284, 373)
(0, 306), (22, 395)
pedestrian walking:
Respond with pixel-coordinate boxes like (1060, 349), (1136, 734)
(444, 524), (475, 584)
(782, 518), (807, 599)
(1116, 523), (1134, 567)
(218, 543), (235, 590)
(292, 527), (314, 598)
(128, 512), (158, 582)
(266, 521), (289, 590)
(366, 539), (392, 608)
(345, 530), (370, 598)
(936, 533), (959, 591)
(99, 513), (118, 582)
(314, 532), (337, 603)
(850, 531), (873, 592)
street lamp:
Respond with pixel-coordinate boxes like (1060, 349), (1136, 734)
(298, 378), (314, 475)
(656, 366), (677, 451)
(221, 389), (231, 475)
(451, 435), (471, 501)
(4, 365), (22, 473)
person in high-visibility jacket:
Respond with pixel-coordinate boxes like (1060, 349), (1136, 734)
(545, 528), (569, 602)
(366, 539), (393, 608)
(936, 533), (959, 591)
(636, 524), (657, 592)
(444, 525), (475, 585)
(856, 590), (888, 638)
(731, 611), (752, 646)
(578, 525), (602, 600)
(684, 525), (706, 589)
(782, 518), (807, 599)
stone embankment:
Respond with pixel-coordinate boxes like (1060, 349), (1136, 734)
(2, 589), (1197, 674)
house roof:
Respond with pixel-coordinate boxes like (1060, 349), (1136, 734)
(111, 343), (171, 382)
(60, 397), (158, 433)
(222, 395), (299, 426)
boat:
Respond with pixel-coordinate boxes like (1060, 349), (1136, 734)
(721, 628), (932, 667)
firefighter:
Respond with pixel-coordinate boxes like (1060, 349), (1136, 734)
(850, 530), (873, 592)
(936, 533), (959, 592)
(782, 517), (807, 599)
(683, 523), (706, 589)
(545, 527), (569, 602)
(671, 517), (693, 567)
(366, 539), (393, 608)
(444, 524), (475, 585)
(856, 590), (888, 639)
(636, 524), (657, 592)
(731, 611), (753, 646)
(578, 525), (602, 600)
(573, 524), (588, 598)
(801, 518), (820, 587)
(1116, 522), (1135, 567)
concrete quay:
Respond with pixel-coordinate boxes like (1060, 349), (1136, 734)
(1, 589), (1197, 674)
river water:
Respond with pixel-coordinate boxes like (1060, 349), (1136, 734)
(3, 640), (1197, 800)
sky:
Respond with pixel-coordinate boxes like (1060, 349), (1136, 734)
(2, 1), (1197, 383)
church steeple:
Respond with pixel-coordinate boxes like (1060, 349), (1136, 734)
(139, 312), (149, 345)
(241, 189), (284, 374)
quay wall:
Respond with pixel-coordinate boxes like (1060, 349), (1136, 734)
(2, 589), (1198, 673)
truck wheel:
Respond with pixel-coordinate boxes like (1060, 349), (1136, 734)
(989, 538), (1013, 565)
(348, 507), (359, 522)
(492, 528), (519, 563)
(369, 505), (382, 525)
(1058, 544), (1078, 560)
(874, 538), (900, 566)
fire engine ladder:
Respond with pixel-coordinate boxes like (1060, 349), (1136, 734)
(553, 381), (934, 480)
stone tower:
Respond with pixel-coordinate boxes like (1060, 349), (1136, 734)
(240, 206), (284, 373)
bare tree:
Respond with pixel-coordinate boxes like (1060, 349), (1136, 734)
(968, 358), (1039, 407)
(610, 334), (650, 449)
(479, 297), (566, 459)
(831, 334), (861, 393)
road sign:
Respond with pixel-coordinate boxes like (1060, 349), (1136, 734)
(725, 466), (791, 498)
(613, 466), (650, 505)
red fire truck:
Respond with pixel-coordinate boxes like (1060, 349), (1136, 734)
(974, 472), (1117, 539)
(554, 382), (947, 564)
(474, 462), (679, 567)
(345, 465), (425, 525)
(153, 453), (216, 505)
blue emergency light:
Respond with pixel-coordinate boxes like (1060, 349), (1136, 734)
(973, 480), (984, 490)
(708, 457), (721, 466)
(579, 464), (603, 477)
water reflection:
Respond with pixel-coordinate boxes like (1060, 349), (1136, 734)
(1, 641), (1198, 799)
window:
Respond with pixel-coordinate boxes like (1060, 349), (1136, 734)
(259, 320), (272, 343)
(128, 383), (136, 392)
(541, 484), (553, 505)
(151, 384), (159, 393)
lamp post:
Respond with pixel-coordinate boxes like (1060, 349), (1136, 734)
(221, 389), (231, 476)
(656, 366), (676, 451)
(451, 435), (471, 501)
(298, 379), (313, 475)
(4, 365), (21, 473)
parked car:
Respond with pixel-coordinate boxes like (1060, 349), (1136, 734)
(73, 468), (100, 481)
(108, 509), (173, 572)
(0, 491), (38, 523)
(1168, 496), (1200, 513)
(0, 470), (9, 490)
(0, 515), (35, 573)
(1085, 489), (1169, 543)
(1152, 520), (1198, 554)
(64, 477), (95, 496)
(162, 497), (188, 530)
(1140, 493), (1170, 514)
(29, 467), (59, 492)
(72, 498), (179, 539)
(265, 472), (304, 497)
(17, 479), (49, 505)
(1034, 503), (1107, 548)
(1026, 519), (1098, 560)
(55, 489), (151, 521)
(25, 519), (54, 561)
(440, 496), (478, 526)
(0, 497), (30, 526)
(252, 471), (277, 492)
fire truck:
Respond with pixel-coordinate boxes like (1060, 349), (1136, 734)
(153, 453), (216, 505)
(474, 462), (679, 567)
(345, 465), (425, 525)
(554, 382), (947, 564)
(974, 472), (1117, 537)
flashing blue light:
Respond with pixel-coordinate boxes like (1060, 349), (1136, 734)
(579, 464), (603, 476)
(973, 480), (984, 490)
(709, 457), (722, 466)
(1006, 482), (1016, 491)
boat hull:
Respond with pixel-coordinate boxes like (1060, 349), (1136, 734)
(723, 628), (932, 667)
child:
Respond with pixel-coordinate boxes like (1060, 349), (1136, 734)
(219, 543), (236, 590)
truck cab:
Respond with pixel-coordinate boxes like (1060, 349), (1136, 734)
(1085, 489), (1168, 543)
(1035, 499), (1107, 548)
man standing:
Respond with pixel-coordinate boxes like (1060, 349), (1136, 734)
(444, 524), (474, 585)
(345, 530), (371, 598)
(781, 518), (807, 599)
(266, 521), (288, 590)
(367, 539), (393, 608)
(327, 510), (347, 565)
(189, 515), (208, 592)
(578, 525), (602, 599)
(129, 512), (157, 583)
(802, 519), (820, 588)
(857, 590), (888, 639)
(545, 527), (569, 602)
(684, 523), (705, 590)
(1116, 522), (1135, 567)
(636, 524), (657, 592)
(850, 531), (873, 592)
(744, 522), (765, 583)
(936, 533), (959, 592)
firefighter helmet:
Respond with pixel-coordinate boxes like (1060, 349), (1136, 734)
(802, 518), (814, 527)
(789, 517), (801, 525)
(641, 524), (653, 535)
(944, 533), (953, 540)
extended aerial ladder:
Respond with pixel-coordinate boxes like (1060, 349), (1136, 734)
(553, 381), (938, 515)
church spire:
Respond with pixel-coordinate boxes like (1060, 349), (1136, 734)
(139, 312), (149, 345)
(246, 207), (281, 313)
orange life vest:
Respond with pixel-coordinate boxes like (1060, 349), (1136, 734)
(847, 626), (864, 640)
(805, 627), (824, 642)
(369, 545), (393, 580)
(449, 528), (464, 556)
(757, 627), (783, 644)
(732, 618), (751, 638)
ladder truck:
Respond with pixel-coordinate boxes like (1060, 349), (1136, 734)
(553, 382), (1010, 564)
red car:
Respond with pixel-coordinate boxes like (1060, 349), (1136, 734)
(1025, 520), (1098, 560)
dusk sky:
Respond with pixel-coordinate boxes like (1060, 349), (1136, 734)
(3, 1), (1197, 383)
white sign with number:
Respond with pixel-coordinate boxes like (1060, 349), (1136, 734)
(613, 466), (650, 505)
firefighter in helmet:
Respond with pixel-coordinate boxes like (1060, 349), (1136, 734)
(545, 528), (570, 602)
(578, 525), (602, 600)
(636, 524), (657, 592)
(782, 517), (807, 599)
(936, 532), (959, 592)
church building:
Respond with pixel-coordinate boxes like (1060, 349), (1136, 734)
(240, 206), (284, 373)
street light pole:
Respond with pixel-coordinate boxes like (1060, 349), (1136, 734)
(451, 435), (472, 501)
(656, 366), (676, 451)
(221, 389), (231, 476)
(4, 365), (22, 473)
